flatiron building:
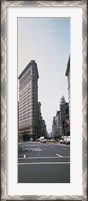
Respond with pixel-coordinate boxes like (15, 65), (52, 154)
(18, 60), (39, 141)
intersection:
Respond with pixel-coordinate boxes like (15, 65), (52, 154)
(18, 141), (70, 183)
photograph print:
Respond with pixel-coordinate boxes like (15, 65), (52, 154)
(18, 17), (70, 183)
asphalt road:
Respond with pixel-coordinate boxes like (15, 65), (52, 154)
(18, 141), (70, 183)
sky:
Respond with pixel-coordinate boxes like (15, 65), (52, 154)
(18, 18), (70, 132)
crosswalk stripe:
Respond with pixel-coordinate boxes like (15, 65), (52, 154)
(29, 148), (42, 151)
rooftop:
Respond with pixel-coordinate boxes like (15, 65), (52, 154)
(18, 60), (39, 79)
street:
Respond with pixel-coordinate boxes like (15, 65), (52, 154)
(18, 141), (70, 183)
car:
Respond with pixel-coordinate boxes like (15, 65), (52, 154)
(65, 136), (70, 145)
(40, 136), (47, 143)
(41, 139), (47, 143)
(30, 138), (33, 142)
(36, 138), (40, 142)
(59, 139), (64, 143)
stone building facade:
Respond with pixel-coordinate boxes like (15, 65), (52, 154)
(18, 60), (46, 141)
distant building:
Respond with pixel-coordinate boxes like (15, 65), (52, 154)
(52, 96), (70, 138)
(65, 56), (70, 114)
(52, 111), (61, 139)
(52, 117), (56, 138)
(60, 96), (70, 136)
(60, 96), (66, 135)
(37, 102), (46, 138)
(65, 102), (70, 136)
(41, 119), (47, 137)
(18, 60), (46, 141)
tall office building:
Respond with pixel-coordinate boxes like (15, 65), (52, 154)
(18, 60), (39, 141)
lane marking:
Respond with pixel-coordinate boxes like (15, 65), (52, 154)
(56, 153), (63, 158)
(63, 148), (67, 150)
(18, 162), (70, 165)
(18, 156), (70, 159)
